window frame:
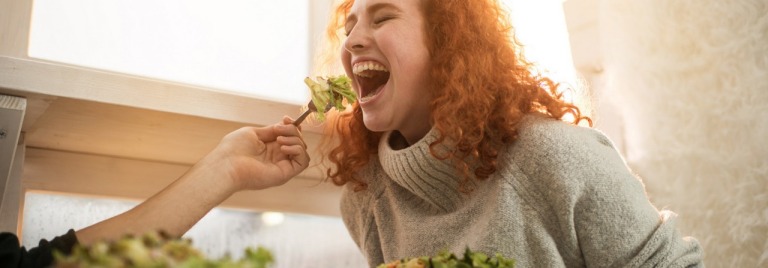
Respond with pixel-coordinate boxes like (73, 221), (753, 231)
(0, 0), (341, 236)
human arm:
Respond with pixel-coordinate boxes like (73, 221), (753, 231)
(566, 130), (702, 267)
(74, 117), (309, 245)
(557, 127), (703, 267)
(513, 117), (702, 267)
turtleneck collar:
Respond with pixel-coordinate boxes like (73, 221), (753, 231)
(377, 128), (475, 213)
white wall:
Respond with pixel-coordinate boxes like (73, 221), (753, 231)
(587, 0), (767, 266)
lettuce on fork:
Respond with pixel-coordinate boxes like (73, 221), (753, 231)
(304, 75), (356, 122)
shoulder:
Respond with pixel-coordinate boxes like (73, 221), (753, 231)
(510, 114), (622, 172)
(338, 159), (388, 253)
(339, 158), (387, 219)
(514, 114), (617, 157)
(503, 114), (635, 195)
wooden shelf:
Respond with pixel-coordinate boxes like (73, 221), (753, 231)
(24, 148), (341, 217)
(0, 56), (340, 217)
(0, 56), (304, 127)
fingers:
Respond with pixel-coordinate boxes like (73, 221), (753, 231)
(275, 117), (309, 168)
(281, 142), (310, 170)
(253, 117), (308, 158)
(281, 116), (294, 125)
(277, 135), (306, 149)
(276, 130), (309, 158)
(282, 116), (301, 131)
(273, 124), (302, 142)
(273, 117), (304, 144)
(280, 143), (308, 158)
(252, 118), (300, 142)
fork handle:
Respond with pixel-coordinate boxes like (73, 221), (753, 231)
(292, 109), (312, 126)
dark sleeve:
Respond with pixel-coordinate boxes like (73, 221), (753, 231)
(0, 229), (79, 268)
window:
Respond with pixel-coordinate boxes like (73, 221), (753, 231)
(28, 0), (311, 104)
(22, 192), (366, 267)
(502, 0), (578, 87)
(502, 0), (586, 112)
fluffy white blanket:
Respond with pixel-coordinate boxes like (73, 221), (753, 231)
(598, 0), (768, 266)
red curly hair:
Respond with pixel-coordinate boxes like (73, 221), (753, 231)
(322, 0), (591, 192)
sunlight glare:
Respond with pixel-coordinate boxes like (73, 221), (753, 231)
(502, 0), (587, 119)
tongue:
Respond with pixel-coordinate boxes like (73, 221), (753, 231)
(360, 71), (390, 97)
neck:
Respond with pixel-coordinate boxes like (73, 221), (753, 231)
(396, 122), (433, 148)
(388, 131), (410, 150)
(378, 128), (470, 213)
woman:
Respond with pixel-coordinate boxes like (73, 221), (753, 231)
(320, 0), (703, 267)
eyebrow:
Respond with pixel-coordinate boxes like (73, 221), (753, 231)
(345, 2), (401, 29)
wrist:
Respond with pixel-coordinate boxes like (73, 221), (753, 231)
(185, 156), (240, 197)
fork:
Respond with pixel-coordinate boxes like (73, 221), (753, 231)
(293, 101), (333, 126)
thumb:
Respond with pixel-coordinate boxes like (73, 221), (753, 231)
(252, 124), (280, 143)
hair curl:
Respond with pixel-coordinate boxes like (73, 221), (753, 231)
(322, 0), (591, 192)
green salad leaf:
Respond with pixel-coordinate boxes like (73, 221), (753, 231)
(54, 231), (274, 268)
(304, 75), (356, 122)
(378, 248), (515, 268)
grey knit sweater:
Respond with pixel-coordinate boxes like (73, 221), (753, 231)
(340, 115), (703, 267)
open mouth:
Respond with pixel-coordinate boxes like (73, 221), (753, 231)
(352, 61), (390, 102)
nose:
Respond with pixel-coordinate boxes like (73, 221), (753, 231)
(343, 26), (370, 53)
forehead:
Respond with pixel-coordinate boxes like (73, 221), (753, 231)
(348, 0), (418, 14)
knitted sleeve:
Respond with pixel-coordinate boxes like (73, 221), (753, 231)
(568, 129), (703, 267)
(0, 229), (79, 268)
(512, 117), (703, 267)
(339, 164), (388, 267)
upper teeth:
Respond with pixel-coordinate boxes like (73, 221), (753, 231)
(353, 61), (389, 77)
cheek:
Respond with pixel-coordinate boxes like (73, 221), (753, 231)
(341, 51), (351, 69)
(340, 51), (359, 91)
(341, 55), (357, 81)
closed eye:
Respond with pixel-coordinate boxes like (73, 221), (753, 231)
(373, 16), (394, 25)
(366, 3), (402, 27)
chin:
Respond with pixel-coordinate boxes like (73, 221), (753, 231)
(362, 115), (392, 133)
